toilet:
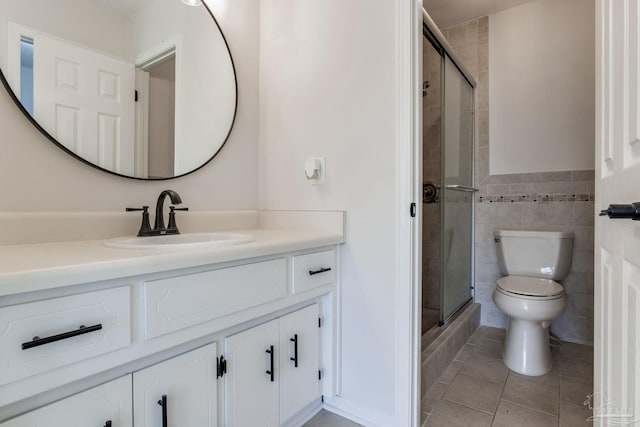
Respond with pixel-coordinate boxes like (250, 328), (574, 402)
(492, 230), (574, 376)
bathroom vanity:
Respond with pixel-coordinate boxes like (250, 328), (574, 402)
(0, 216), (344, 426)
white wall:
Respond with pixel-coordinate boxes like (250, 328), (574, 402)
(147, 58), (176, 178)
(259, 0), (402, 424)
(489, 0), (595, 175)
(0, 0), (259, 212)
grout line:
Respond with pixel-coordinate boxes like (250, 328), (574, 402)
(439, 357), (503, 417)
(440, 395), (498, 417)
(501, 398), (561, 419)
(559, 374), (594, 387)
(489, 369), (509, 425)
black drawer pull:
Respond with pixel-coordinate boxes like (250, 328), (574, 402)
(157, 395), (168, 427)
(104, 421), (112, 427)
(290, 334), (299, 368)
(21, 324), (103, 350)
(309, 267), (332, 276)
(266, 345), (275, 382)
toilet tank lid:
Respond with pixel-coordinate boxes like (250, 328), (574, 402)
(494, 230), (574, 239)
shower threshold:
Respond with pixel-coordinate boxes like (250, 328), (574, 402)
(421, 299), (473, 350)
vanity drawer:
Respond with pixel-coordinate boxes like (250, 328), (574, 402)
(0, 375), (132, 427)
(292, 249), (337, 294)
(0, 287), (131, 387)
(144, 258), (287, 339)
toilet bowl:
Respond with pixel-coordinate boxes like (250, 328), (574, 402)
(492, 230), (574, 376)
(492, 276), (565, 375)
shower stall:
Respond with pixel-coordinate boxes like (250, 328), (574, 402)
(421, 16), (476, 347)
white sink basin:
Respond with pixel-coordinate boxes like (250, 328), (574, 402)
(104, 232), (255, 250)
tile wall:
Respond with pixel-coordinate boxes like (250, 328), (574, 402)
(441, 17), (595, 344)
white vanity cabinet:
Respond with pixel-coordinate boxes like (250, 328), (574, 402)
(0, 375), (132, 427)
(0, 241), (340, 426)
(224, 304), (322, 426)
(133, 343), (218, 427)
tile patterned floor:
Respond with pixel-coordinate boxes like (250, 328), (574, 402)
(303, 409), (362, 427)
(422, 326), (594, 427)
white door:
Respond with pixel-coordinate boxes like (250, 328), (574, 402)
(133, 343), (218, 427)
(0, 375), (132, 427)
(225, 320), (279, 427)
(31, 31), (135, 175)
(595, 1), (640, 425)
(279, 304), (322, 423)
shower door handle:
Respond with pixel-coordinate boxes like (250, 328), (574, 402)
(443, 185), (479, 192)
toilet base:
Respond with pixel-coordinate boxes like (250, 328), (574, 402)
(503, 318), (553, 376)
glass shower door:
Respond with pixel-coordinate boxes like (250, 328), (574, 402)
(441, 56), (475, 321)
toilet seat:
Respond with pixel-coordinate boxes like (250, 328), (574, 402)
(496, 276), (564, 299)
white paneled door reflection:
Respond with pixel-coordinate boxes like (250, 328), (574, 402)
(31, 30), (135, 175)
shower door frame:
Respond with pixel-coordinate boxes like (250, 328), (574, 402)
(439, 53), (476, 325)
(422, 18), (478, 328)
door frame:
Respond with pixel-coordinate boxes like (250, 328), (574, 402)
(394, 0), (423, 425)
(135, 35), (183, 177)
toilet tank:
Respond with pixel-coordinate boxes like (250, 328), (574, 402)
(494, 230), (574, 280)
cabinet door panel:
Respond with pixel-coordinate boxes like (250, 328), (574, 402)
(0, 375), (132, 427)
(225, 320), (279, 427)
(133, 343), (217, 427)
(279, 304), (322, 423)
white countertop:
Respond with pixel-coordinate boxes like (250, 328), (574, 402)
(0, 229), (344, 297)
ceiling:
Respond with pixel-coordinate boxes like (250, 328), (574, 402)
(88, 0), (157, 17)
(424, 0), (536, 28)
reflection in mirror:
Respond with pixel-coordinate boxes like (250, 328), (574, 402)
(0, 0), (237, 179)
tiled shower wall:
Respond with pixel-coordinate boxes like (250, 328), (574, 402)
(441, 17), (595, 344)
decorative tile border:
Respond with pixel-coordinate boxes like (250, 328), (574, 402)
(477, 193), (595, 203)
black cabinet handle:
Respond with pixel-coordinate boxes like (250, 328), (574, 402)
(600, 203), (640, 220)
(290, 334), (299, 368)
(309, 267), (332, 276)
(104, 421), (112, 427)
(157, 395), (167, 427)
(21, 324), (103, 350)
(266, 345), (275, 382)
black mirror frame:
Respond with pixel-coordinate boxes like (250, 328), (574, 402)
(0, 1), (238, 181)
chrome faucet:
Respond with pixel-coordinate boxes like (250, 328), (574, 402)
(127, 190), (188, 236)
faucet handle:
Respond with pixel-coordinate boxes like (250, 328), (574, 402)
(167, 206), (188, 233)
(126, 206), (152, 237)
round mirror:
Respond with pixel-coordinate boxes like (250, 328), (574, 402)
(0, 0), (237, 179)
